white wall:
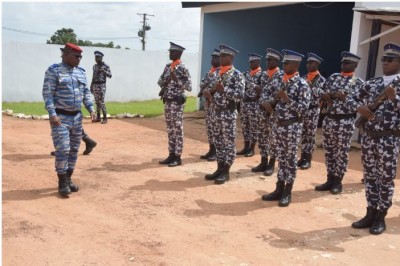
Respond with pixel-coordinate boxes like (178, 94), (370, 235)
(2, 42), (199, 102)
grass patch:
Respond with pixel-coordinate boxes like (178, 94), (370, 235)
(2, 97), (198, 117)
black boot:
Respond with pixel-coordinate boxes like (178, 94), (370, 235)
(57, 173), (71, 197)
(205, 162), (223, 180)
(101, 111), (107, 124)
(236, 141), (250, 156)
(330, 175), (343, 194)
(214, 164), (231, 185)
(50, 151), (56, 156)
(315, 174), (334, 191)
(251, 155), (268, 172)
(370, 209), (388, 235)
(200, 144), (213, 159)
(159, 153), (174, 164)
(94, 111), (101, 122)
(82, 135), (97, 155)
(66, 169), (79, 192)
(352, 207), (377, 229)
(244, 141), (256, 157)
(264, 157), (276, 176)
(207, 144), (216, 161)
(262, 180), (285, 201)
(279, 183), (293, 207)
(299, 153), (312, 170)
(168, 154), (182, 167)
(297, 153), (305, 168)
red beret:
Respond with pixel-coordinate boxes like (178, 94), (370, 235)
(64, 42), (83, 53)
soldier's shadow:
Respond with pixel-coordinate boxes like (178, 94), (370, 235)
(86, 154), (204, 172)
(128, 171), (215, 192)
(267, 210), (400, 252)
(2, 188), (65, 201)
(183, 184), (364, 218)
(2, 153), (52, 162)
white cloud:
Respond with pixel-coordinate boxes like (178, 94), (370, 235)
(2, 2), (201, 52)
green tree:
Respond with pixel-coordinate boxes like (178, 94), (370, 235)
(47, 28), (78, 44)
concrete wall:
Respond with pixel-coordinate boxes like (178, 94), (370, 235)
(2, 42), (199, 102)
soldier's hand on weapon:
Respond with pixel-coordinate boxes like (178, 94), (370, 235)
(203, 89), (211, 99)
(384, 85), (396, 101)
(50, 115), (61, 126)
(262, 101), (274, 114)
(170, 72), (178, 82)
(336, 91), (347, 102)
(197, 91), (203, 98)
(255, 85), (263, 95)
(357, 105), (374, 120)
(321, 92), (333, 105)
(215, 82), (224, 92)
(277, 89), (289, 102)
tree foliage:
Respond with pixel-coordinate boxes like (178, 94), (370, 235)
(47, 28), (119, 49)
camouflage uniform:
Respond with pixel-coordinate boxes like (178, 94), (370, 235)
(300, 73), (326, 157)
(240, 68), (263, 144)
(199, 67), (220, 146)
(258, 69), (284, 158)
(350, 75), (400, 210)
(271, 74), (310, 184)
(91, 62), (112, 116)
(43, 62), (94, 174)
(322, 73), (364, 183)
(213, 67), (245, 166)
(158, 61), (192, 156)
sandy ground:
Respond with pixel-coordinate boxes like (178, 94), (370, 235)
(2, 112), (400, 266)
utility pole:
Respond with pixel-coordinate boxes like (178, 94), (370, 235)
(137, 13), (154, 51)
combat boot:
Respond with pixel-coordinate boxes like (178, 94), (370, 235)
(352, 207), (377, 229)
(168, 154), (182, 167)
(236, 141), (250, 156)
(66, 169), (79, 192)
(50, 151), (56, 156)
(279, 183), (293, 207)
(82, 135), (97, 155)
(315, 174), (334, 191)
(297, 153), (305, 167)
(57, 173), (71, 197)
(370, 209), (388, 235)
(200, 144), (213, 159)
(93, 111), (101, 122)
(159, 153), (174, 164)
(101, 111), (107, 124)
(205, 162), (223, 180)
(207, 144), (216, 161)
(214, 164), (231, 185)
(251, 155), (268, 172)
(262, 180), (285, 201)
(330, 175), (343, 194)
(264, 157), (276, 176)
(244, 142), (256, 157)
(299, 153), (312, 170)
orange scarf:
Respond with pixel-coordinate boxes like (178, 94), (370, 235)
(209, 66), (216, 74)
(219, 65), (233, 76)
(283, 71), (299, 82)
(267, 67), (279, 78)
(170, 59), (182, 70)
(307, 71), (320, 82)
(341, 71), (354, 77)
(250, 67), (261, 77)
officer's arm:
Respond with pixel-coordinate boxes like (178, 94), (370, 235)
(42, 67), (58, 117)
(177, 67), (192, 92)
(225, 73), (245, 102)
(157, 66), (169, 88)
(345, 79), (365, 112)
(106, 65), (112, 79)
(286, 82), (311, 113)
(82, 77), (95, 114)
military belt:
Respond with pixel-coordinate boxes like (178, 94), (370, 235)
(277, 117), (302, 127)
(326, 113), (356, 120)
(163, 95), (186, 105)
(55, 108), (81, 116)
(365, 129), (400, 138)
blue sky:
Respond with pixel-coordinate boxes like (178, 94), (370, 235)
(2, 1), (201, 52)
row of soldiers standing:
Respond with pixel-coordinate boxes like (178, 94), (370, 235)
(157, 41), (400, 235)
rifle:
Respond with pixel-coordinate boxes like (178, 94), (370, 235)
(260, 80), (289, 115)
(158, 68), (175, 99)
(355, 78), (400, 129)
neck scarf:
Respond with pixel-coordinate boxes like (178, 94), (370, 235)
(307, 71), (320, 82)
(220, 65), (233, 76)
(170, 59), (182, 70)
(267, 67), (279, 78)
(341, 71), (354, 77)
(250, 66), (261, 77)
(283, 71), (299, 82)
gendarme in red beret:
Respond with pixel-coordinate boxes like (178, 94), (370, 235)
(63, 42), (83, 53)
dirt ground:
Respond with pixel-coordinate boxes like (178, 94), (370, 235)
(3, 112), (400, 265)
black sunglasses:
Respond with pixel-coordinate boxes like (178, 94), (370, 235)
(381, 57), (398, 63)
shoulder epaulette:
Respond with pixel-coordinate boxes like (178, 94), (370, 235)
(49, 63), (59, 70)
(77, 66), (86, 72)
